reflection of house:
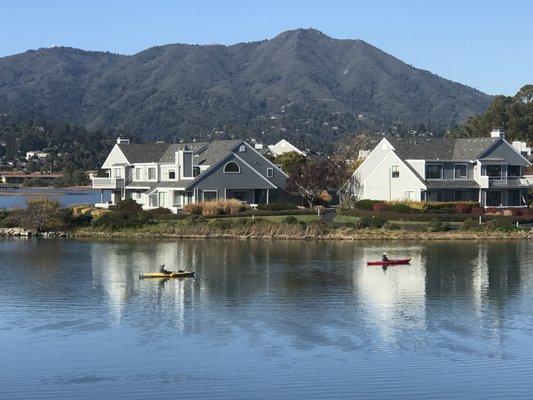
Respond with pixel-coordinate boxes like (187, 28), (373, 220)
(348, 129), (532, 207)
(92, 138), (288, 212)
(0, 171), (63, 185)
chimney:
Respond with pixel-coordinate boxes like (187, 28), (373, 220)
(175, 148), (194, 179)
(117, 136), (130, 144)
(254, 143), (264, 150)
(490, 128), (505, 139)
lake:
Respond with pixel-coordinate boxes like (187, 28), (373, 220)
(0, 239), (532, 399)
(0, 188), (109, 209)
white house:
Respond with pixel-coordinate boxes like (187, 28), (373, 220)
(267, 139), (306, 157)
(25, 151), (49, 161)
(91, 138), (288, 213)
(347, 129), (532, 207)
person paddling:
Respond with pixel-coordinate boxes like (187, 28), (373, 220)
(159, 264), (170, 274)
(382, 253), (389, 262)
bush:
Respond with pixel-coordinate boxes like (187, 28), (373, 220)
(208, 218), (231, 229)
(372, 202), (390, 212)
(282, 216), (299, 225)
(183, 200), (249, 216)
(389, 203), (412, 214)
(460, 218), (480, 231)
(383, 222), (401, 230)
(92, 211), (150, 230)
(471, 207), (485, 216)
(454, 203), (473, 214)
(148, 207), (172, 215)
(485, 217), (516, 232)
(111, 199), (144, 214)
(353, 199), (382, 210)
(0, 209), (24, 228)
(257, 202), (297, 211)
(185, 215), (206, 224)
(18, 199), (66, 232)
(358, 215), (387, 229)
(313, 191), (332, 207)
(427, 218), (451, 232)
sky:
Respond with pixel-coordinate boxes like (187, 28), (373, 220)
(0, 0), (531, 95)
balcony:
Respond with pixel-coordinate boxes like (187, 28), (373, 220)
(477, 175), (533, 189)
(91, 177), (125, 190)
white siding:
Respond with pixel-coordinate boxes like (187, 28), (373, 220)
(102, 145), (129, 169)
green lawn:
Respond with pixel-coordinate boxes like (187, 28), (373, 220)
(333, 215), (360, 224)
(257, 214), (320, 223)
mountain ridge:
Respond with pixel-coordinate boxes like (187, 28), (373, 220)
(0, 28), (492, 145)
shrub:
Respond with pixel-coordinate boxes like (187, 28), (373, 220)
(208, 218), (231, 229)
(358, 215), (387, 229)
(111, 199), (143, 214)
(471, 207), (485, 216)
(92, 211), (150, 230)
(353, 199), (382, 211)
(485, 217), (516, 232)
(185, 215), (206, 224)
(427, 218), (451, 232)
(282, 216), (299, 225)
(313, 191), (332, 207)
(454, 203), (473, 214)
(257, 202), (297, 211)
(0, 209), (24, 228)
(183, 203), (203, 215)
(19, 199), (66, 232)
(148, 207), (172, 215)
(372, 202), (390, 212)
(460, 218), (480, 231)
(383, 222), (401, 230)
(389, 203), (412, 214)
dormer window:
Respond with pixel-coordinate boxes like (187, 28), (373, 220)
(267, 168), (273, 178)
(224, 161), (240, 173)
(238, 145), (246, 153)
(168, 169), (176, 180)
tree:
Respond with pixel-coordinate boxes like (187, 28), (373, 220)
(19, 199), (65, 232)
(274, 151), (306, 174)
(332, 133), (367, 173)
(286, 158), (351, 207)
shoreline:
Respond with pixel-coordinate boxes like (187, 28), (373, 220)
(71, 228), (533, 241)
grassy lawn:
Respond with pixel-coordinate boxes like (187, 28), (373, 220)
(333, 214), (360, 224)
(257, 214), (320, 223)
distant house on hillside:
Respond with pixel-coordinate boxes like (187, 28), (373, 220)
(253, 139), (306, 159)
(25, 150), (49, 161)
(91, 138), (288, 213)
(346, 129), (532, 208)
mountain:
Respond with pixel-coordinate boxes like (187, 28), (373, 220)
(0, 28), (492, 145)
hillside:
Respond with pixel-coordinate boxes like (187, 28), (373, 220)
(0, 28), (492, 145)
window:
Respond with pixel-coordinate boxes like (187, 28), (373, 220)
(454, 191), (467, 201)
(267, 168), (273, 178)
(203, 190), (217, 202)
(426, 190), (443, 202)
(223, 161), (240, 173)
(168, 169), (176, 180)
(454, 164), (467, 180)
(508, 165), (521, 177)
(391, 165), (400, 178)
(403, 191), (414, 200)
(238, 145), (246, 153)
(232, 191), (248, 202)
(426, 164), (443, 180)
(173, 191), (182, 207)
(158, 192), (165, 208)
(135, 168), (141, 181)
(114, 168), (122, 178)
(484, 165), (502, 178)
(148, 167), (156, 180)
(486, 191), (502, 207)
(193, 167), (201, 177)
(149, 194), (158, 207)
(131, 192), (140, 200)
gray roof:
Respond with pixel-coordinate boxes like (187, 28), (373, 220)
(387, 137), (498, 160)
(118, 143), (169, 164)
(425, 180), (480, 189)
(195, 139), (242, 165)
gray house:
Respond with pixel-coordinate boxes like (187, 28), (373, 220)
(91, 138), (288, 213)
(349, 130), (532, 207)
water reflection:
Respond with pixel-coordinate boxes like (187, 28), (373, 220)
(1, 239), (533, 399)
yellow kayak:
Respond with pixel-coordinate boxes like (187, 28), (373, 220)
(139, 271), (195, 279)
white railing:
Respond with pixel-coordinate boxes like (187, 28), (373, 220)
(91, 177), (125, 189)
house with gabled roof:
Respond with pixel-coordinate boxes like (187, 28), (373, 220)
(91, 138), (288, 212)
(347, 129), (532, 207)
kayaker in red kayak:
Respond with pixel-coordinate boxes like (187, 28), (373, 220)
(382, 253), (389, 262)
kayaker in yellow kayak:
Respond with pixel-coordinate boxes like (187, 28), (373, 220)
(159, 264), (170, 274)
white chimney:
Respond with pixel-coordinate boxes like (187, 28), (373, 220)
(490, 129), (505, 139)
(117, 137), (130, 144)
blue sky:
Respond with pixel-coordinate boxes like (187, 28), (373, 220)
(1, 0), (531, 95)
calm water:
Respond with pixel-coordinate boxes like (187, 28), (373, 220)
(0, 239), (532, 399)
(0, 188), (109, 208)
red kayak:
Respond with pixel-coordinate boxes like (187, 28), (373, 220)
(367, 258), (411, 266)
